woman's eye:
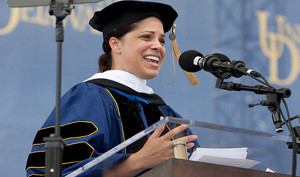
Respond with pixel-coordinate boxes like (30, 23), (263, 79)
(141, 35), (150, 39)
(160, 39), (165, 45)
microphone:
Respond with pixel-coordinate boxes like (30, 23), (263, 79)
(178, 50), (234, 79)
(214, 53), (262, 78)
(179, 50), (261, 78)
(178, 50), (231, 72)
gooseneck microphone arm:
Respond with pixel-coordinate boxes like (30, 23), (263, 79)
(218, 81), (291, 98)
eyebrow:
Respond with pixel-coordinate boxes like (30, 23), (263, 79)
(142, 31), (165, 38)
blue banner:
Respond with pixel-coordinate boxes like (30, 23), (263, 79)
(1, 0), (299, 176)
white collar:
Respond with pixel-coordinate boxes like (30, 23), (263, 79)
(84, 70), (154, 94)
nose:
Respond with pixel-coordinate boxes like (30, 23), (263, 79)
(151, 39), (165, 51)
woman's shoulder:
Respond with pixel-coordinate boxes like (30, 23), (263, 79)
(69, 82), (105, 92)
(61, 82), (113, 104)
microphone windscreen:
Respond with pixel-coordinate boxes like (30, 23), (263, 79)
(179, 50), (203, 72)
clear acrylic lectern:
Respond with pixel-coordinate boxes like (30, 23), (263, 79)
(66, 116), (297, 177)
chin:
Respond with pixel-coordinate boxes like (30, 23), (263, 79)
(140, 71), (159, 80)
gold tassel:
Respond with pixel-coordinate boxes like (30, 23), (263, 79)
(169, 24), (199, 86)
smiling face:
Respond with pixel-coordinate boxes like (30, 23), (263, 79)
(110, 17), (166, 80)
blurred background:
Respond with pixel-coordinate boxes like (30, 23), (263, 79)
(1, 0), (300, 176)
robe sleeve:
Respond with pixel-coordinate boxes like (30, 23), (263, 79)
(26, 83), (130, 177)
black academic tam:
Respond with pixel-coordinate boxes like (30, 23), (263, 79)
(89, 0), (178, 39)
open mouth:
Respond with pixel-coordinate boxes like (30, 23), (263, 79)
(143, 55), (160, 64)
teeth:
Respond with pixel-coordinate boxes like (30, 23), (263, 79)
(144, 55), (159, 61)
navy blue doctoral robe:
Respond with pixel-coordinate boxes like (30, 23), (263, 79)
(26, 80), (199, 177)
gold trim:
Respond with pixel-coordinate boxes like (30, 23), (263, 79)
(32, 121), (98, 146)
(104, 88), (121, 116)
(104, 88), (127, 153)
(26, 142), (94, 171)
(28, 174), (45, 177)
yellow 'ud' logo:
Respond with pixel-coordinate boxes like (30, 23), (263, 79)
(256, 11), (300, 86)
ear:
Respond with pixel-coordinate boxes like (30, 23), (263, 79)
(109, 37), (121, 54)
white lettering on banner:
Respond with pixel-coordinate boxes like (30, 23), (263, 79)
(0, 8), (19, 35)
(0, 1), (122, 36)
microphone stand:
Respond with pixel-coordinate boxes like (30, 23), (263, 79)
(43, 1), (72, 176)
(215, 77), (299, 177)
(218, 80), (291, 131)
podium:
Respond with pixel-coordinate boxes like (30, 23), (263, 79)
(141, 158), (294, 177)
(66, 117), (298, 177)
